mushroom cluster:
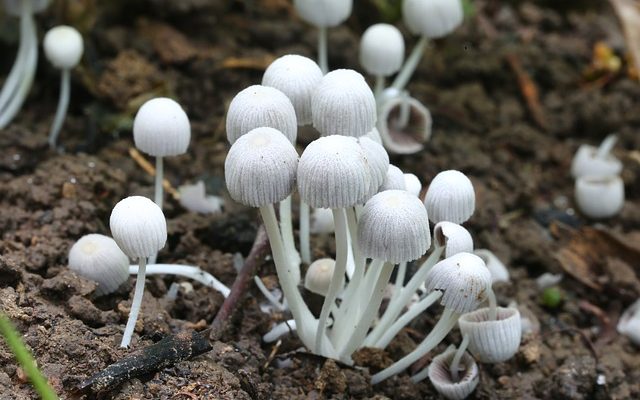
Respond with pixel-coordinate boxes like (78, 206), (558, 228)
(224, 51), (521, 391)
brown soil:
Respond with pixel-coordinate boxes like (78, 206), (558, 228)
(1, 1), (640, 399)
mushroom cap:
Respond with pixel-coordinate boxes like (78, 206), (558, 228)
(226, 85), (297, 145)
(404, 173), (422, 197)
(68, 234), (129, 296)
(358, 190), (431, 263)
(365, 127), (383, 145)
(474, 249), (510, 284)
(3, 0), (50, 16)
(297, 135), (370, 208)
(459, 307), (522, 363)
(133, 97), (191, 157)
(424, 170), (475, 224)
(225, 127), (299, 207)
(360, 23), (405, 77)
(618, 299), (640, 346)
(262, 55), (323, 126)
(358, 136), (390, 202)
(43, 25), (84, 70)
(427, 347), (479, 400)
(110, 196), (167, 259)
(379, 164), (406, 192)
(403, 0), (464, 39)
(570, 144), (622, 179)
(310, 207), (335, 234)
(434, 221), (473, 258)
(425, 252), (491, 314)
(304, 258), (340, 296)
(574, 175), (624, 219)
(293, 0), (353, 28)
(312, 69), (377, 137)
(377, 93), (432, 155)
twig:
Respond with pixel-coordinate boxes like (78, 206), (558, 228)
(128, 148), (180, 200)
(76, 225), (270, 395)
(505, 53), (548, 131)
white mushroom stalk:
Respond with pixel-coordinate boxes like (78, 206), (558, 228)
(43, 25), (83, 149)
(0, 0), (49, 129)
(128, 264), (230, 298)
(110, 196), (167, 348)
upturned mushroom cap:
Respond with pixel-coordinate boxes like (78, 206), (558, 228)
(358, 136), (390, 201)
(262, 55), (323, 126)
(110, 196), (167, 259)
(3, 0), (50, 16)
(377, 93), (433, 154)
(297, 135), (370, 208)
(359, 23), (405, 77)
(570, 144), (622, 179)
(574, 175), (624, 219)
(434, 221), (473, 258)
(459, 307), (522, 363)
(424, 170), (475, 224)
(293, 0), (353, 28)
(312, 69), (377, 137)
(225, 127), (299, 207)
(68, 234), (129, 296)
(428, 348), (479, 400)
(304, 258), (340, 296)
(358, 190), (431, 264)
(425, 252), (491, 314)
(226, 85), (297, 144)
(403, 0), (464, 39)
(404, 173), (422, 197)
(43, 26), (84, 70)
(379, 164), (406, 192)
(133, 97), (191, 157)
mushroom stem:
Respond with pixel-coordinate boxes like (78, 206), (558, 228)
(337, 261), (394, 360)
(314, 208), (348, 353)
(48, 69), (70, 149)
(390, 36), (428, 92)
(374, 75), (385, 102)
(596, 134), (617, 159)
(254, 275), (287, 312)
(259, 203), (325, 352)
(121, 257), (147, 348)
(318, 26), (329, 74)
(0, 1), (37, 129)
(128, 263), (230, 297)
(0, 0), (31, 112)
(279, 195), (301, 277)
(263, 319), (296, 343)
(371, 306), (460, 384)
(450, 333), (470, 382)
(299, 200), (311, 264)
(488, 285), (498, 321)
(365, 246), (443, 346)
(374, 290), (442, 349)
(396, 91), (411, 129)
(154, 156), (164, 210)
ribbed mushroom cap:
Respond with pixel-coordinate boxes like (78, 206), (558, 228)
(424, 170), (475, 224)
(293, 0), (353, 28)
(225, 127), (299, 207)
(459, 307), (522, 364)
(43, 26), (83, 69)
(304, 258), (340, 296)
(262, 55), (323, 126)
(358, 190), (431, 264)
(434, 221), (473, 258)
(425, 252), (491, 314)
(312, 69), (377, 137)
(110, 196), (167, 259)
(133, 97), (191, 157)
(226, 85), (297, 144)
(68, 234), (129, 296)
(379, 164), (406, 192)
(3, 0), (50, 16)
(404, 173), (422, 197)
(570, 144), (622, 179)
(574, 175), (624, 219)
(297, 135), (370, 208)
(428, 348), (479, 400)
(403, 0), (464, 39)
(358, 136), (390, 202)
(359, 23), (405, 77)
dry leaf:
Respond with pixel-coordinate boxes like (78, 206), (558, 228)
(610, 0), (640, 76)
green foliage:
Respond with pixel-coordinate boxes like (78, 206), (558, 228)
(371, 0), (403, 23)
(0, 314), (59, 400)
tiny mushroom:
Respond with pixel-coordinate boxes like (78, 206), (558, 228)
(379, 164), (406, 192)
(359, 23), (405, 99)
(574, 175), (625, 219)
(434, 221), (474, 258)
(424, 347), (479, 399)
(305, 258), (340, 297)
(403, 173), (422, 197)
(458, 307), (522, 363)
(425, 170), (475, 224)
(571, 134), (622, 179)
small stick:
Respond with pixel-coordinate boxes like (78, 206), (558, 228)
(76, 225), (270, 395)
(505, 53), (548, 131)
(128, 148), (180, 200)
